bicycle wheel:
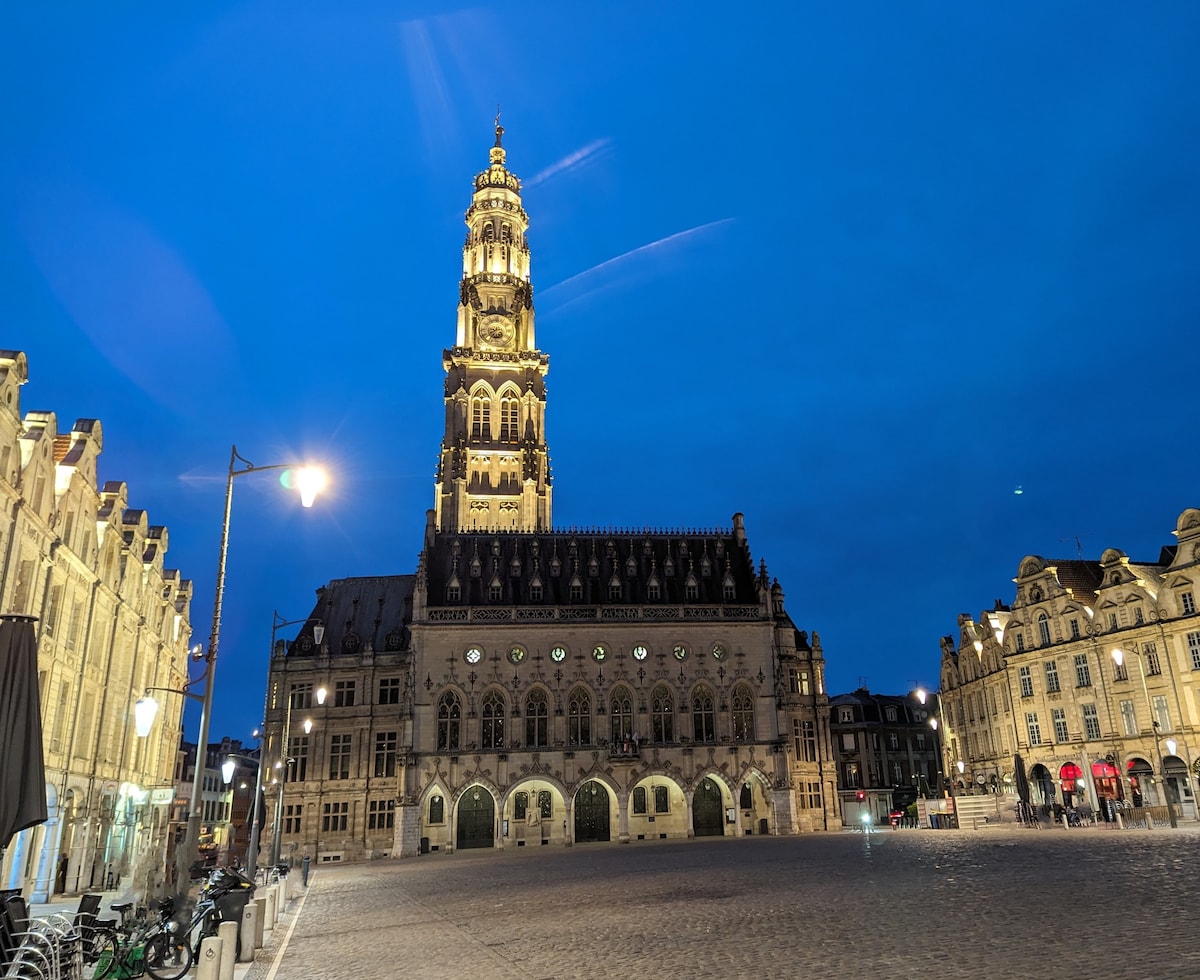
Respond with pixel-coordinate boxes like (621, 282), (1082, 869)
(143, 932), (193, 980)
(87, 930), (120, 978)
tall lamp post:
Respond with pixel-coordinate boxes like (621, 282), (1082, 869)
(180, 445), (327, 893)
(267, 616), (325, 867)
(1111, 647), (1178, 829)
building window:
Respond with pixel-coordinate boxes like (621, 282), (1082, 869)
(1019, 666), (1033, 698)
(471, 394), (491, 439)
(1120, 700), (1137, 736)
(286, 736), (309, 781)
(731, 686), (754, 741)
(1133, 606), (1144, 625)
(334, 680), (356, 707)
(1073, 654), (1091, 688)
(648, 581), (660, 600)
(632, 787), (647, 814)
(1188, 631), (1200, 670)
(481, 690), (506, 750)
(1109, 613), (1118, 630)
(722, 582), (735, 601)
(378, 677), (401, 705)
(1152, 695), (1172, 733)
(283, 805), (302, 834)
(1113, 657), (1128, 682)
(1044, 660), (1060, 693)
(845, 763), (860, 788)
(839, 707), (853, 723)
(499, 396), (519, 443)
(1069, 618), (1080, 639)
(915, 733), (926, 750)
(513, 792), (528, 820)
(885, 707), (897, 722)
(739, 783), (752, 810)
(321, 801), (349, 832)
(653, 786), (669, 813)
(329, 734), (352, 779)
(651, 686), (674, 742)
(538, 791), (552, 819)
(610, 689), (633, 745)
(692, 686), (716, 743)
(428, 795), (444, 824)
(1182, 591), (1196, 615)
(1026, 713), (1042, 746)
(567, 689), (591, 746)
(368, 799), (395, 831)
(841, 732), (855, 752)
(1015, 634), (1026, 653)
(1082, 704), (1101, 741)
(525, 689), (549, 747)
(570, 582), (583, 601)
(1144, 642), (1162, 675)
(794, 719), (816, 762)
(888, 733), (898, 750)
(437, 692), (461, 750)
(1037, 614), (1051, 647)
(288, 683), (313, 710)
(374, 731), (397, 778)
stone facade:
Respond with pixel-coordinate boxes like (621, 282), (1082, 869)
(0, 350), (195, 900)
(939, 508), (1200, 821)
(262, 128), (837, 864)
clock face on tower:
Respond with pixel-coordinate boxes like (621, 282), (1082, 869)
(478, 316), (515, 348)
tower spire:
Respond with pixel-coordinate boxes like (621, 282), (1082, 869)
(433, 122), (552, 533)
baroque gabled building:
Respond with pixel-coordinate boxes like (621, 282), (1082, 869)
(0, 350), (195, 901)
(263, 126), (836, 863)
(938, 508), (1200, 823)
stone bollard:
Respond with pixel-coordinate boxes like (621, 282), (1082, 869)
(195, 935), (223, 980)
(285, 871), (295, 901)
(1115, 811), (1124, 830)
(239, 901), (258, 963)
(252, 897), (267, 949)
(264, 887), (277, 931)
(217, 921), (238, 980)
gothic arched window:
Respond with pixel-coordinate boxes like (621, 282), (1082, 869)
(437, 692), (461, 751)
(525, 688), (549, 747)
(610, 688), (633, 745)
(1038, 613), (1051, 647)
(652, 685), (674, 742)
(471, 391), (492, 439)
(481, 689), (506, 749)
(499, 394), (519, 443)
(692, 685), (716, 743)
(731, 685), (754, 741)
(568, 688), (591, 746)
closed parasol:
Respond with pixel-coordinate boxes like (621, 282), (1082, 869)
(0, 614), (48, 851)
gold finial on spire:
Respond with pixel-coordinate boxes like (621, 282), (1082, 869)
(494, 104), (504, 147)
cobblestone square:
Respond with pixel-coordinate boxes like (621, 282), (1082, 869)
(249, 827), (1200, 980)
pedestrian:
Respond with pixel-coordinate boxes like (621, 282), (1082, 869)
(301, 853), (311, 887)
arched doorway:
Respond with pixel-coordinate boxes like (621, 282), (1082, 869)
(1029, 764), (1055, 809)
(693, 777), (724, 837)
(573, 781), (611, 842)
(1059, 763), (1083, 807)
(1127, 758), (1153, 807)
(455, 787), (495, 850)
(1163, 755), (1194, 820)
(1091, 759), (1122, 821)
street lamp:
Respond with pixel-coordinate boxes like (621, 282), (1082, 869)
(181, 445), (327, 894)
(1111, 647), (1177, 829)
(268, 614), (325, 867)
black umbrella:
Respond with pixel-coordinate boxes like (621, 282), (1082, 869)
(1013, 752), (1032, 825)
(0, 615), (47, 851)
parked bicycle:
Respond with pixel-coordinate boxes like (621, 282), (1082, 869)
(86, 897), (189, 980)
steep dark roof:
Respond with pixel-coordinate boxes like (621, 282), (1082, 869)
(1046, 559), (1103, 605)
(422, 528), (761, 607)
(287, 575), (415, 657)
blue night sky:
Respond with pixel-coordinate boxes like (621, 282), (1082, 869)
(4, 3), (1199, 741)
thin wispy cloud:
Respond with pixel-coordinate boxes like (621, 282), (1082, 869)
(525, 139), (613, 188)
(542, 218), (734, 301)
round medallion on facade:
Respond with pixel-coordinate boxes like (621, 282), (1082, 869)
(712, 643), (727, 661)
(508, 645), (526, 665)
(465, 645), (483, 665)
(550, 645), (567, 662)
(592, 644), (607, 662)
(673, 643), (688, 661)
(632, 644), (648, 661)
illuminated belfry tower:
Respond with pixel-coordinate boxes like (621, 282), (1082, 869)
(434, 117), (552, 532)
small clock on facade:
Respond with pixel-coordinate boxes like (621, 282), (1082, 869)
(478, 316), (515, 348)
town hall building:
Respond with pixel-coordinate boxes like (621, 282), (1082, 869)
(262, 124), (836, 861)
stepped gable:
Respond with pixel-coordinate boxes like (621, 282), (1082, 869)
(424, 523), (760, 607)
